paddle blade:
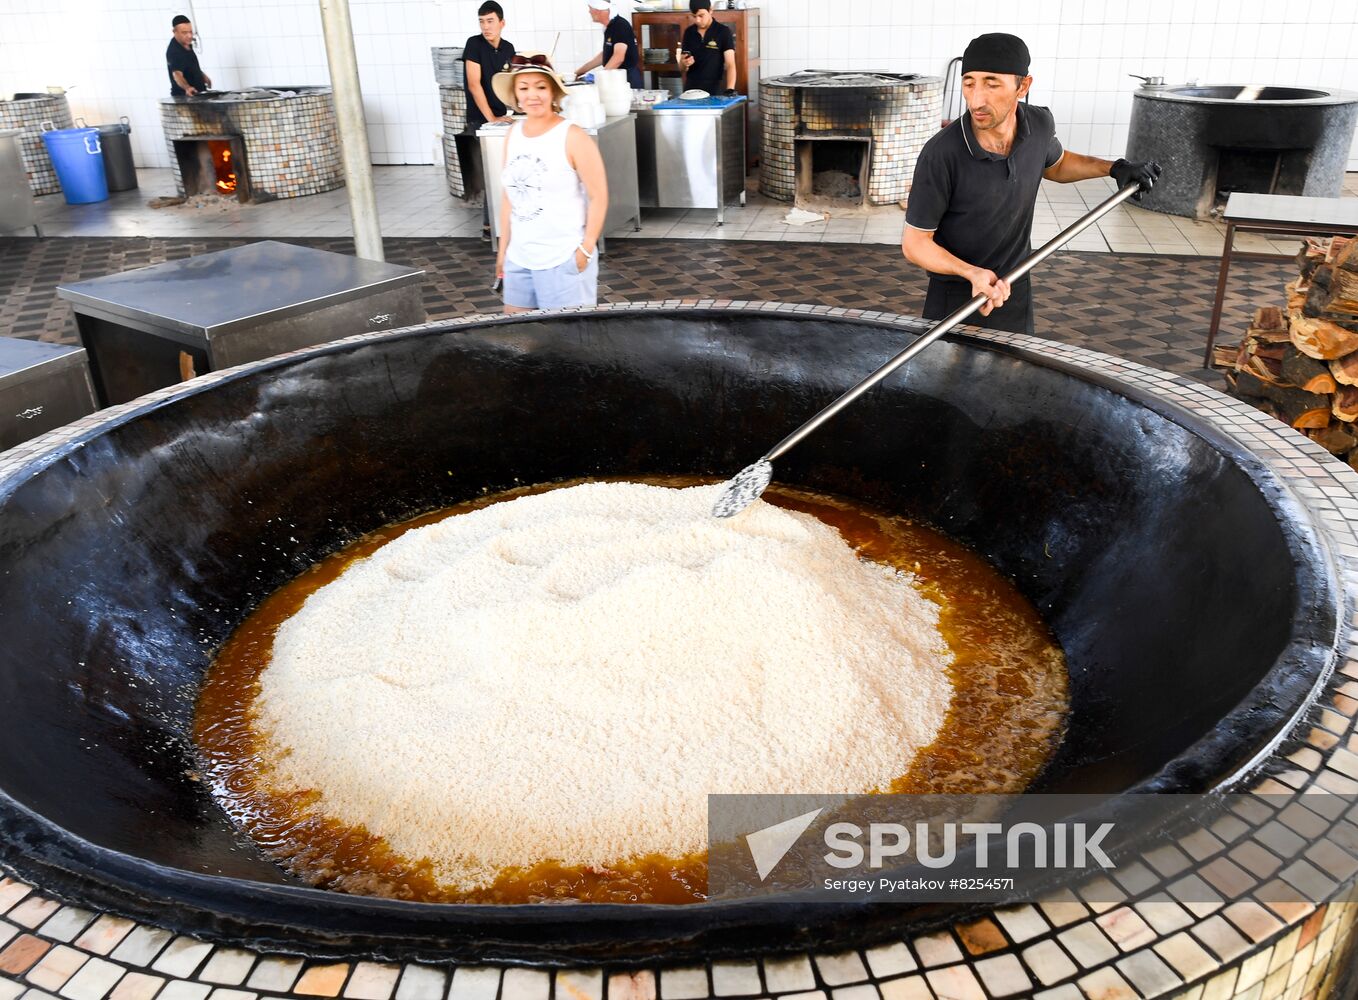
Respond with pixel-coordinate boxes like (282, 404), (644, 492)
(711, 460), (773, 518)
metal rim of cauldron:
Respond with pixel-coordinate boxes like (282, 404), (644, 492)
(0, 303), (1343, 966)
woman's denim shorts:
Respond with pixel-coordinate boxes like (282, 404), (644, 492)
(503, 253), (599, 309)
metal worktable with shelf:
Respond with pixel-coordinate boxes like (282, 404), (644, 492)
(635, 95), (747, 224)
(56, 241), (426, 406)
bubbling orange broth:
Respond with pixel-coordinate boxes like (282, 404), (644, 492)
(193, 477), (1068, 904)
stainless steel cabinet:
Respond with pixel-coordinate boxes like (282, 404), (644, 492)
(636, 100), (746, 223)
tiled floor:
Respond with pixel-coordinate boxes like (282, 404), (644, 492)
(14, 167), (1358, 254)
(0, 236), (1296, 388)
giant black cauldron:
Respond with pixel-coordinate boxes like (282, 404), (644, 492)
(1125, 83), (1358, 219)
(0, 306), (1340, 965)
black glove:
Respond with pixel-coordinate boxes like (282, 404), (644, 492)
(1110, 159), (1162, 200)
(723, 88), (738, 97)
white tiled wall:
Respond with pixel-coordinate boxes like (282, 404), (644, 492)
(2, 0), (1357, 171)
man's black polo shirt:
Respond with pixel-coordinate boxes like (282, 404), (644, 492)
(603, 15), (642, 89)
(681, 20), (735, 94)
(905, 103), (1064, 283)
(166, 39), (205, 96)
(462, 34), (516, 128)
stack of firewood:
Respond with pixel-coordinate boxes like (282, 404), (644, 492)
(1219, 236), (1358, 468)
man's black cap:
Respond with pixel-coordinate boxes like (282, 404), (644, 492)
(171, 14), (191, 27)
(961, 33), (1030, 76)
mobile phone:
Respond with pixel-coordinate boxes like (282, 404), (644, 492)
(491, 275), (503, 293)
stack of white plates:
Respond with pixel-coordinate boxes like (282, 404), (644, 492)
(431, 47), (464, 87)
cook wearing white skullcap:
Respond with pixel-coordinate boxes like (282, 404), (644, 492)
(576, 0), (642, 87)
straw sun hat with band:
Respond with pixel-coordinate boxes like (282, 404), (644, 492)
(492, 52), (569, 113)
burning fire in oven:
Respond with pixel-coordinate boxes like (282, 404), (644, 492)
(208, 140), (237, 194)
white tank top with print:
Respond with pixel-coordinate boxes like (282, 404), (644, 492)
(501, 119), (588, 270)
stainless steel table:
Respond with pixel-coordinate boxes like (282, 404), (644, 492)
(1205, 192), (1358, 368)
(57, 240), (426, 406)
(478, 115), (642, 253)
(0, 338), (97, 452)
(635, 95), (746, 224)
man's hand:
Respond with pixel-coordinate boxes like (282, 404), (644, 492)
(203, 75), (212, 88)
(680, 53), (694, 69)
(1110, 159), (1162, 200)
(967, 267), (1010, 316)
(185, 86), (198, 97)
(495, 115), (514, 124)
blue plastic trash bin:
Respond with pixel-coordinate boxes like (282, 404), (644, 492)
(41, 127), (109, 205)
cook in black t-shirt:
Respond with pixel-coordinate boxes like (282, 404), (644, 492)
(901, 33), (1161, 334)
(577, 2), (642, 90)
(463, 1), (516, 129)
(680, 1), (735, 95)
(166, 15), (210, 97)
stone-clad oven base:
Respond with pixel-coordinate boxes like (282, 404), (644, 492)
(760, 73), (942, 206)
(158, 90), (343, 203)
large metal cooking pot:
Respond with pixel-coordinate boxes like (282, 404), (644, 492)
(0, 306), (1339, 964)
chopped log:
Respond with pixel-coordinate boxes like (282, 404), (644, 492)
(1349, 449), (1358, 475)
(1233, 367), (1278, 398)
(1291, 311), (1358, 359)
(1333, 385), (1358, 422)
(1249, 338), (1287, 363)
(1254, 305), (1287, 332)
(1331, 236), (1357, 271)
(1303, 267), (1358, 326)
(1287, 280), (1310, 311)
(1291, 407), (1332, 430)
(1271, 383), (1333, 425)
(1299, 243), (1328, 282)
(1331, 352), (1358, 386)
(1248, 324), (1292, 345)
(1242, 351), (1284, 381)
(1323, 267), (1358, 315)
(1233, 358), (1292, 399)
(1304, 268), (1331, 316)
(1306, 372), (1338, 394)
(1307, 424), (1358, 455)
(1213, 342), (1240, 371)
(1282, 346), (1338, 394)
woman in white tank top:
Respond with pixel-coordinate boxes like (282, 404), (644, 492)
(491, 54), (609, 313)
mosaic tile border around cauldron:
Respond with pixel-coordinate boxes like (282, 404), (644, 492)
(5, 300), (1358, 1000)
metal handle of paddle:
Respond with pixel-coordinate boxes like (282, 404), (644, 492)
(760, 181), (1143, 464)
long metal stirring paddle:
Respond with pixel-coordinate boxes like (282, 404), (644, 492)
(711, 181), (1144, 518)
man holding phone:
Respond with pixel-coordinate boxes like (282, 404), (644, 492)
(679, 0), (736, 95)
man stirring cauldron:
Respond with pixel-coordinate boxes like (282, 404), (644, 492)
(902, 33), (1161, 333)
(166, 15), (211, 97)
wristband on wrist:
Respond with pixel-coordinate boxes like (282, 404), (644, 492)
(578, 243), (595, 261)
